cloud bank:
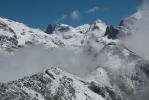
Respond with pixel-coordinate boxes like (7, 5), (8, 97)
(123, 0), (149, 60)
(0, 46), (96, 82)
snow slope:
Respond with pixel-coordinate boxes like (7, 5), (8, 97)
(0, 67), (123, 100)
(0, 17), (108, 53)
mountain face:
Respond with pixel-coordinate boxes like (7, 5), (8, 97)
(0, 17), (61, 52)
(45, 19), (106, 35)
(45, 24), (73, 34)
(0, 67), (123, 100)
(0, 13), (149, 100)
(0, 17), (107, 53)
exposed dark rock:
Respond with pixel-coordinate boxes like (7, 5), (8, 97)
(45, 24), (57, 34)
(104, 25), (119, 39)
(88, 82), (123, 100)
(91, 24), (100, 31)
(45, 24), (71, 34)
(88, 82), (106, 97)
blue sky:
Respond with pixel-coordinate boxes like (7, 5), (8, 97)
(0, 0), (142, 30)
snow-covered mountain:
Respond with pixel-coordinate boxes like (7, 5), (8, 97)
(0, 17), (108, 53)
(0, 17), (61, 52)
(0, 14), (149, 100)
(0, 67), (123, 100)
(45, 19), (108, 48)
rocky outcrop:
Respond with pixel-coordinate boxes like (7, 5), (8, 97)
(104, 25), (119, 39)
(45, 24), (72, 34)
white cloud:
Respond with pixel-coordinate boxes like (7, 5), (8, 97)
(123, 0), (149, 60)
(57, 10), (81, 22)
(0, 46), (96, 82)
(87, 6), (108, 13)
(70, 10), (80, 20)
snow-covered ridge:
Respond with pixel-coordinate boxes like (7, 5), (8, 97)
(0, 67), (123, 100)
(0, 17), (62, 52)
(45, 19), (108, 47)
(0, 17), (109, 52)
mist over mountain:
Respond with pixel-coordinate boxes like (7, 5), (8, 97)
(0, 46), (97, 82)
(0, 0), (149, 100)
(122, 0), (149, 61)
